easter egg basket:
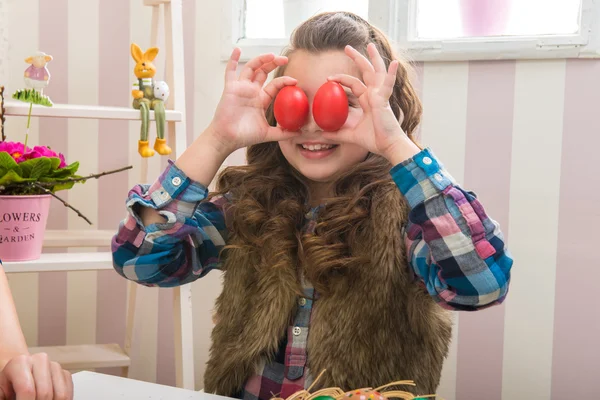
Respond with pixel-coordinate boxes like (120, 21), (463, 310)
(271, 370), (441, 400)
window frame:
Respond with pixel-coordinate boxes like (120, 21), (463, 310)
(220, 0), (392, 61)
(221, 0), (600, 62)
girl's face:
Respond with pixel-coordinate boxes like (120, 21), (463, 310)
(278, 50), (368, 183)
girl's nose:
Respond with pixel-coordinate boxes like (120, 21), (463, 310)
(300, 108), (322, 134)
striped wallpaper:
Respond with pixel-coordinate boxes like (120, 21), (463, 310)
(1, 1), (598, 399)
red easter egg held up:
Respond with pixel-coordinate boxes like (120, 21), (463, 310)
(313, 81), (349, 132)
(273, 86), (309, 131)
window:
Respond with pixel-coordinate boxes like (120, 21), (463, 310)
(221, 0), (600, 61)
(415, 0), (581, 39)
(244, 0), (369, 39)
(221, 0), (379, 60)
(399, 0), (600, 60)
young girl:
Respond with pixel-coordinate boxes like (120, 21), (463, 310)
(112, 11), (513, 399)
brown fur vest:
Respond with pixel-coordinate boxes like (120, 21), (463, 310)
(203, 184), (453, 397)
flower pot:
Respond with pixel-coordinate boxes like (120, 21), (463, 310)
(459, 0), (512, 37)
(0, 194), (51, 262)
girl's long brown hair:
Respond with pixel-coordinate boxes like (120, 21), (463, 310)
(210, 11), (423, 293)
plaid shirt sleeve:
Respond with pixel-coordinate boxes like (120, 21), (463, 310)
(391, 148), (513, 311)
(111, 160), (228, 287)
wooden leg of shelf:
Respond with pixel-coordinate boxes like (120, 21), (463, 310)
(173, 285), (195, 390)
(124, 281), (138, 357)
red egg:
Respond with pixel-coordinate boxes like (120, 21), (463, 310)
(273, 86), (309, 131)
(312, 81), (349, 132)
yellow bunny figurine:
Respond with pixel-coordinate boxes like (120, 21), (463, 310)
(130, 43), (171, 158)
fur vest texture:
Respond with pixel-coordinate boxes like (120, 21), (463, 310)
(203, 184), (453, 397)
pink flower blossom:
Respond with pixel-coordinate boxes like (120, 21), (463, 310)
(30, 145), (58, 158)
(57, 153), (66, 168)
(0, 141), (31, 163)
(27, 146), (67, 167)
(0, 141), (67, 167)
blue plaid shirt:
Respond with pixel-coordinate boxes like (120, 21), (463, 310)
(111, 147), (513, 397)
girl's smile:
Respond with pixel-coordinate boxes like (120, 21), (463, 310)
(297, 141), (339, 159)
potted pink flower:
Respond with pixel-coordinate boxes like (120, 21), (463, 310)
(0, 53), (131, 262)
(0, 140), (81, 261)
(0, 81), (130, 262)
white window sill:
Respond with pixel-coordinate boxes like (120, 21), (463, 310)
(220, 38), (288, 62)
(404, 37), (600, 62)
(221, 38), (600, 63)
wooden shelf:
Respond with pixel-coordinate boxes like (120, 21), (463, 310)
(144, 0), (172, 5)
(4, 101), (182, 122)
(2, 252), (113, 273)
(29, 344), (130, 371)
(43, 229), (115, 248)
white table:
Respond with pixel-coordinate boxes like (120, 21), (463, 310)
(72, 371), (235, 400)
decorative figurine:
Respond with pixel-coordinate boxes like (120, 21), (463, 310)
(130, 43), (171, 158)
(12, 50), (53, 107)
(24, 51), (52, 91)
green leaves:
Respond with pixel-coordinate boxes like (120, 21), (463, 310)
(0, 169), (26, 185)
(0, 151), (17, 170)
(23, 157), (52, 179)
(11, 89), (54, 107)
(0, 151), (82, 195)
(48, 161), (79, 179)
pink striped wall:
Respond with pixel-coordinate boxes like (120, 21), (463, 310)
(410, 62), (423, 142)
(96, 0), (130, 376)
(551, 59), (600, 399)
(37, 0), (68, 348)
(2, 1), (600, 398)
(457, 61), (515, 400)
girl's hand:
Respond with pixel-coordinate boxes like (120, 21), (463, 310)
(324, 44), (420, 164)
(0, 353), (73, 400)
(207, 48), (299, 155)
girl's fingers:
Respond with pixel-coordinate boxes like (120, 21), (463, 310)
(253, 69), (269, 87)
(328, 74), (371, 112)
(367, 43), (387, 74)
(261, 76), (298, 109)
(327, 74), (367, 98)
(322, 128), (356, 145)
(253, 56), (288, 86)
(224, 47), (241, 83)
(382, 60), (399, 100)
(344, 45), (375, 76)
(239, 53), (276, 81)
(264, 125), (301, 143)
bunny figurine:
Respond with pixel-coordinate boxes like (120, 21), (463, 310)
(130, 43), (171, 158)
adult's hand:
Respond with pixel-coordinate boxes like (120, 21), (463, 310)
(0, 353), (73, 400)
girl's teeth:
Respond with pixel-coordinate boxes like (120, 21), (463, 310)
(302, 144), (333, 151)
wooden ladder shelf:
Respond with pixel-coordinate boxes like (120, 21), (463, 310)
(2, 0), (195, 391)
